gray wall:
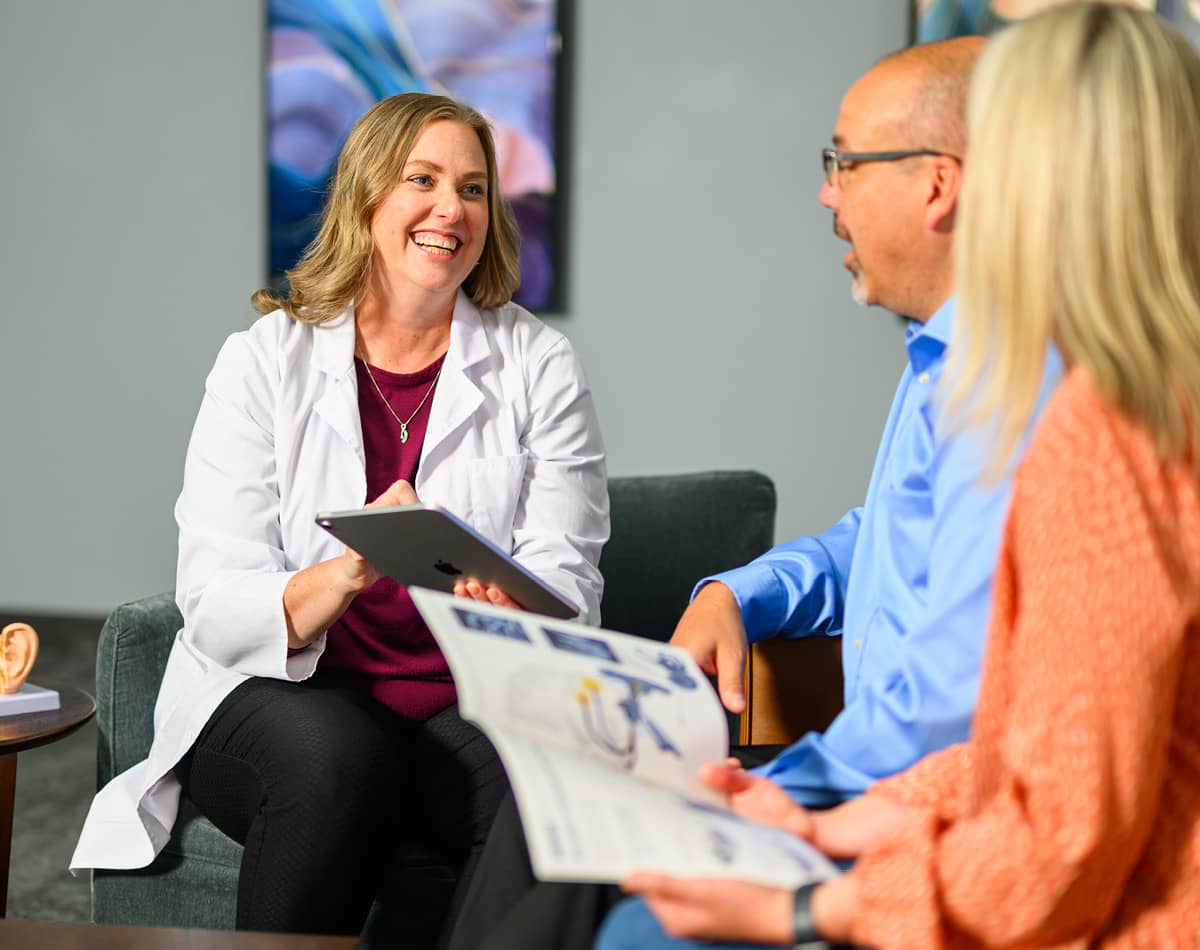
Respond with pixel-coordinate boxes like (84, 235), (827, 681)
(0, 1), (907, 616)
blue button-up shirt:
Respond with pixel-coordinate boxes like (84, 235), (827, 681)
(704, 297), (1059, 806)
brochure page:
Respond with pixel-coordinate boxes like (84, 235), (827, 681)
(410, 588), (839, 888)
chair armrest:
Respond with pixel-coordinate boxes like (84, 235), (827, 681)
(738, 636), (843, 746)
(96, 592), (182, 787)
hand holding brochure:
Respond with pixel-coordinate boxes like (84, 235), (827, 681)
(410, 588), (839, 888)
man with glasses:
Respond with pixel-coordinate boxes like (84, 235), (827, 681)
(447, 34), (1057, 950)
(670, 34), (1009, 810)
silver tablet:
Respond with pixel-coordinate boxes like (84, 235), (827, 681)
(315, 503), (580, 620)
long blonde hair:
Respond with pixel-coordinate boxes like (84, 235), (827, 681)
(253, 93), (522, 323)
(946, 2), (1200, 471)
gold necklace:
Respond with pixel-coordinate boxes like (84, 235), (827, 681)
(358, 356), (442, 445)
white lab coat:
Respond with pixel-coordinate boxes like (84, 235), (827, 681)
(71, 292), (608, 871)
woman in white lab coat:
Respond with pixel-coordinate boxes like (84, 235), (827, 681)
(71, 93), (609, 939)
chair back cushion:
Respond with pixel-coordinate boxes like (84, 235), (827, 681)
(599, 471), (776, 641)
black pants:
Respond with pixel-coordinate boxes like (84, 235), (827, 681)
(175, 677), (507, 940)
(445, 745), (786, 950)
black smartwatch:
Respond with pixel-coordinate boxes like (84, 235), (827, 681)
(792, 881), (821, 945)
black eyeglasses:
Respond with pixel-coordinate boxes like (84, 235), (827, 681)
(821, 147), (961, 186)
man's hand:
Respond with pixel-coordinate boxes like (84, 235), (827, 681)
(700, 760), (814, 839)
(621, 874), (795, 946)
(669, 582), (748, 713)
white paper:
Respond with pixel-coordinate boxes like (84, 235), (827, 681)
(410, 588), (838, 888)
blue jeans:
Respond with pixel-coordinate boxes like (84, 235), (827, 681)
(595, 896), (776, 950)
(595, 895), (845, 950)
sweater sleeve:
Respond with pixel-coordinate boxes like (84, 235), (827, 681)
(868, 741), (975, 816)
(850, 377), (1191, 949)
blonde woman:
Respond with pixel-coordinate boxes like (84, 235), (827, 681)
(72, 94), (608, 940)
(599, 4), (1200, 946)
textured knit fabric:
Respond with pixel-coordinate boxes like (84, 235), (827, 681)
(852, 367), (1200, 948)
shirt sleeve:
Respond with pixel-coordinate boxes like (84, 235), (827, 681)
(851, 387), (1189, 948)
(755, 415), (1013, 806)
(868, 741), (975, 816)
(174, 328), (319, 681)
(509, 336), (609, 625)
(697, 508), (862, 643)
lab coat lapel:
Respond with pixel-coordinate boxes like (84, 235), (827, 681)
(310, 307), (364, 463)
(422, 292), (489, 471)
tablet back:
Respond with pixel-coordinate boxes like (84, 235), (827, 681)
(316, 504), (579, 620)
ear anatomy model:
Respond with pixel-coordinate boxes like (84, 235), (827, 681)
(0, 622), (39, 694)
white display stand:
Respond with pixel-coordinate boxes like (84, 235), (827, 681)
(0, 684), (60, 717)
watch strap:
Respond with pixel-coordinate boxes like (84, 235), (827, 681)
(792, 881), (821, 945)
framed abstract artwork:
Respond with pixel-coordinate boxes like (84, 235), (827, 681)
(267, 0), (571, 312)
(913, 0), (1200, 43)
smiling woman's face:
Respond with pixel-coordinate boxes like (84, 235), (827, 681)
(369, 119), (490, 303)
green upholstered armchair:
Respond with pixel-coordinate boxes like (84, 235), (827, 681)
(90, 471), (779, 939)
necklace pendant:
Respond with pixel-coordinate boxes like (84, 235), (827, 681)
(399, 422), (409, 444)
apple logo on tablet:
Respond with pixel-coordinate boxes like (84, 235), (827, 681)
(434, 560), (463, 576)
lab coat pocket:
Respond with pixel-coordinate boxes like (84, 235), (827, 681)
(467, 452), (529, 549)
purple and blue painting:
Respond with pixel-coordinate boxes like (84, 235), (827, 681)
(268, 0), (564, 311)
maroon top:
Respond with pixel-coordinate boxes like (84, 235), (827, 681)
(314, 354), (454, 720)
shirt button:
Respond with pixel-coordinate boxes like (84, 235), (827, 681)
(918, 371), (930, 384)
(854, 638), (863, 649)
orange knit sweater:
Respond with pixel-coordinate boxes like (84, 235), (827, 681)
(850, 368), (1200, 949)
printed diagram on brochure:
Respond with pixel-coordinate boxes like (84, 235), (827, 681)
(576, 670), (679, 769)
(465, 616), (703, 771)
(420, 596), (840, 889)
(508, 664), (688, 770)
(463, 623), (700, 772)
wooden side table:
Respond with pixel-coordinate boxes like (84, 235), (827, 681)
(0, 684), (95, 917)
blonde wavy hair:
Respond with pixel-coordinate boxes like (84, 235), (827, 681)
(252, 93), (522, 323)
(946, 2), (1200, 472)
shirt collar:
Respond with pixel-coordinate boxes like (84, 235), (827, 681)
(311, 289), (491, 378)
(904, 295), (956, 377)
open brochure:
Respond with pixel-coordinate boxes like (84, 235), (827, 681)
(409, 588), (839, 888)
